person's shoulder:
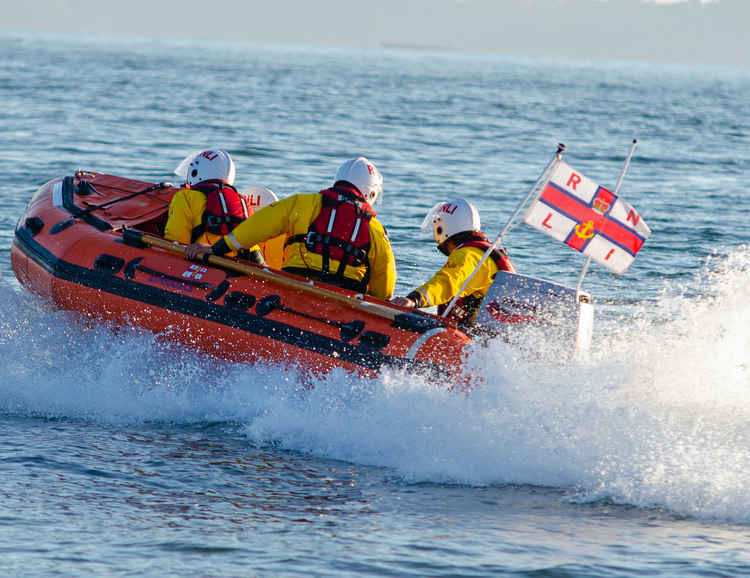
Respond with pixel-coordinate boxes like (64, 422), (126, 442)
(369, 215), (385, 229)
(169, 187), (198, 205)
(175, 187), (205, 199)
(451, 244), (482, 261)
(274, 192), (320, 208)
(368, 217), (389, 237)
(280, 192), (320, 201)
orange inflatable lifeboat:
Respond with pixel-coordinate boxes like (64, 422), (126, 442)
(11, 171), (472, 380)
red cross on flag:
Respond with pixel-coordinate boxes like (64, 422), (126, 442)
(523, 160), (651, 274)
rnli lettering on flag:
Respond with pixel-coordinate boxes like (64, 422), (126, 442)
(523, 161), (651, 274)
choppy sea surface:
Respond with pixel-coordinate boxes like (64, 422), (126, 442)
(1, 31), (749, 576)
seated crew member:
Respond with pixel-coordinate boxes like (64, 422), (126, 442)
(164, 149), (264, 263)
(391, 199), (515, 328)
(185, 157), (397, 300)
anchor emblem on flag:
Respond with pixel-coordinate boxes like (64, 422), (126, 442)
(574, 220), (595, 239)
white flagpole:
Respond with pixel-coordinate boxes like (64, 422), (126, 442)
(574, 139), (638, 293)
(441, 143), (566, 319)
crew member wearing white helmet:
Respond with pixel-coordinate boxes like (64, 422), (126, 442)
(391, 199), (515, 327)
(185, 157), (397, 300)
(165, 149), (264, 263)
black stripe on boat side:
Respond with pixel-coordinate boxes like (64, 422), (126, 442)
(14, 227), (443, 375)
(59, 176), (112, 231)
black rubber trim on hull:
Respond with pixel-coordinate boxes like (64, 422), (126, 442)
(13, 227), (448, 377)
(57, 176), (113, 232)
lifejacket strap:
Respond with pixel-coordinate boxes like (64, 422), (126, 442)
(285, 233), (369, 266)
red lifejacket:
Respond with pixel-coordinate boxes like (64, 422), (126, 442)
(284, 183), (375, 291)
(457, 233), (516, 274)
(437, 232), (515, 327)
(190, 181), (251, 242)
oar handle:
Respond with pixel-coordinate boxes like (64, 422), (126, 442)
(120, 229), (403, 322)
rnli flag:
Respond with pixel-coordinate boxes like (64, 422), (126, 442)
(523, 161), (651, 274)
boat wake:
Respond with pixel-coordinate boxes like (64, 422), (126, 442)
(1, 246), (749, 521)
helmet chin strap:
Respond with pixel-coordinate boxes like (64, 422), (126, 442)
(438, 230), (481, 256)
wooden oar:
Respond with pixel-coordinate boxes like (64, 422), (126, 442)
(119, 228), (404, 322)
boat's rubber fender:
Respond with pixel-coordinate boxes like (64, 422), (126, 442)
(340, 320), (365, 342)
(206, 280), (230, 302)
(123, 257), (144, 279)
(93, 254), (125, 275)
(49, 218), (76, 235)
(358, 331), (390, 350)
(224, 291), (257, 311)
(255, 294), (281, 317)
(23, 217), (44, 236)
(391, 312), (444, 334)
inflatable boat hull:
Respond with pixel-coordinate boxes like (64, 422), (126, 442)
(11, 172), (471, 380)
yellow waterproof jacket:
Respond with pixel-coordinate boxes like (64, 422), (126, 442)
(222, 193), (397, 299)
(164, 188), (218, 246)
(163, 188), (265, 259)
(411, 245), (498, 308)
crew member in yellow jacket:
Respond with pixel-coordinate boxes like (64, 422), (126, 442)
(164, 149), (264, 263)
(185, 157), (397, 300)
(391, 199), (515, 327)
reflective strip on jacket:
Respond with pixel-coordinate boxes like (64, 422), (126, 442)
(412, 245), (498, 308)
(222, 193), (397, 300)
(163, 188), (260, 255)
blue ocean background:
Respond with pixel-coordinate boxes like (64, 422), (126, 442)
(1, 31), (749, 576)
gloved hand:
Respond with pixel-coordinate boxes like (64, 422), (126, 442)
(390, 296), (416, 308)
(185, 242), (212, 260)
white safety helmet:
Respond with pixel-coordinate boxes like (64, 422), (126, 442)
(175, 149), (236, 187)
(239, 186), (279, 210)
(334, 157), (383, 205)
(421, 199), (481, 246)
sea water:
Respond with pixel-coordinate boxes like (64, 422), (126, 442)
(1, 31), (749, 576)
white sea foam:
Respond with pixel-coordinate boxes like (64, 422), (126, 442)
(1, 247), (748, 521)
